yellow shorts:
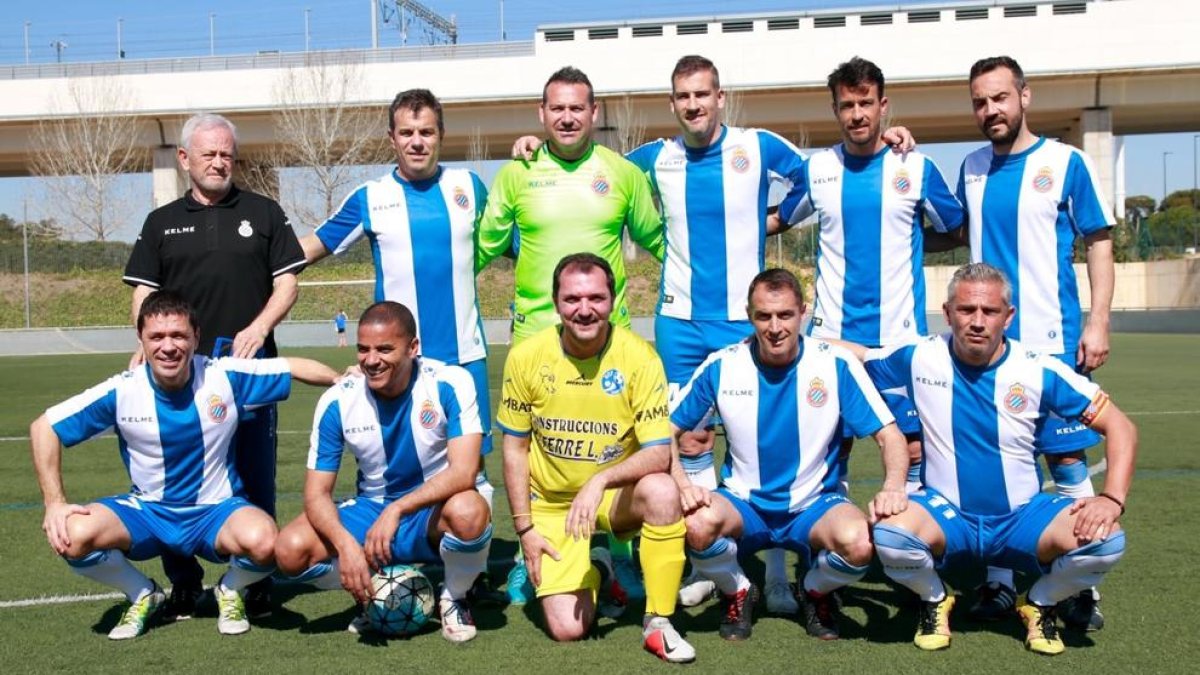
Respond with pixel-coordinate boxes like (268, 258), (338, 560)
(531, 488), (637, 598)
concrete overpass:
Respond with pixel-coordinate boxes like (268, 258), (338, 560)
(0, 0), (1195, 212)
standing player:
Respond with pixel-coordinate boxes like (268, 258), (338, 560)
(953, 56), (1116, 628)
(778, 56), (963, 495)
(478, 66), (665, 602)
(670, 269), (909, 641)
(477, 66), (664, 343)
(498, 254), (694, 663)
(300, 89), (493, 470)
(31, 291), (337, 639)
(275, 302), (492, 643)
(512, 55), (917, 612)
(861, 263), (1134, 654)
(124, 112), (306, 619)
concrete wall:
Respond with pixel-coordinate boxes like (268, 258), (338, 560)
(924, 257), (1200, 312)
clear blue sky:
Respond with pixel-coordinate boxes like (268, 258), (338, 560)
(0, 1), (1195, 233)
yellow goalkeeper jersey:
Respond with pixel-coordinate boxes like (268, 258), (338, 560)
(497, 324), (670, 503)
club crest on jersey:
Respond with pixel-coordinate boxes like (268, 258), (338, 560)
(806, 377), (828, 407)
(729, 147), (751, 173)
(207, 394), (229, 423)
(601, 369), (625, 395)
(238, 220), (253, 238)
(452, 186), (471, 210)
(419, 400), (440, 429)
(1031, 167), (1055, 193)
(1004, 383), (1029, 413)
(591, 173), (610, 196)
(892, 169), (912, 194)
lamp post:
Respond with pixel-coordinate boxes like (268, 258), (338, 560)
(1162, 151), (1172, 205)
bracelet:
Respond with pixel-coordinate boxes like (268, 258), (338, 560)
(514, 523), (535, 537)
(1098, 492), (1126, 514)
(510, 513), (531, 519)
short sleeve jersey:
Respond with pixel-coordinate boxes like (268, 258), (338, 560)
(476, 143), (664, 343)
(865, 335), (1109, 515)
(124, 186), (306, 357)
(307, 358), (482, 500)
(45, 357), (293, 505)
(496, 325), (670, 503)
(957, 137), (1114, 354)
(780, 146), (963, 347)
(314, 167), (488, 365)
(626, 126), (806, 321)
(672, 338), (892, 513)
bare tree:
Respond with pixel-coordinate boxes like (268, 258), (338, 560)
(31, 78), (147, 241)
(466, 126), (489, 175)
(723, 87), (746, 129)
(613, 95), (648, 260)
(264, 59), (391, 230)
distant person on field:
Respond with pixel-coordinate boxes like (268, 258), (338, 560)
(31, 291), (336, 640)
(334, 309), (348, 347)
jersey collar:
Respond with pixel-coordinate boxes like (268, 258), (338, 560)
(183, 184), (242, 211)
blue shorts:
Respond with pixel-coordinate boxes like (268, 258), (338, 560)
(337, 497), (439, 564)
(96, 495), (252, 563)
(719, 489), (850, 564)
(911, 488), (1072, 576)
(461, 358), (494, 455)
(655, 316), (752, 388)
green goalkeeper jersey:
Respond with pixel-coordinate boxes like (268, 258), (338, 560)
(477, 142), (664, 343)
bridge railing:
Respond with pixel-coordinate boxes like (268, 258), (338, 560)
(0, 41), (535, 81)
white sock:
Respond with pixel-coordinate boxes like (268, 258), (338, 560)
(689, 537), (750, 596)
(874, 525), (945, 602)
(440, 525), (493, 601)
(764, 548), (789, 586)
(986, 566), (1015, 589)
(66, 550), (154, 602)
(220, 555), (274, 592)
(1027, 532), (1125, 606)
(803, 550), (869, 595)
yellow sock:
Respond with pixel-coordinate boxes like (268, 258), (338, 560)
(639, 519), (686, 616)
(583, 566), (601, 606)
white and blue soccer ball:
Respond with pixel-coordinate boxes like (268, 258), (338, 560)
(366, 564), (435, 637)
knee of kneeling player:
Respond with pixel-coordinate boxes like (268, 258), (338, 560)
(635, 474), (681, 523)
(546, 617), (590, 642)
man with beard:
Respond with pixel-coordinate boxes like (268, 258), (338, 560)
(950, 56), (1116, 629)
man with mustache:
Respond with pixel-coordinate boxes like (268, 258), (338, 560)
(497, 253), (693, 663)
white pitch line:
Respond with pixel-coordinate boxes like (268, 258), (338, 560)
(0, 591), (124, 609)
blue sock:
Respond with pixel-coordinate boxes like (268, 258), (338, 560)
(874, 524), (945, 602)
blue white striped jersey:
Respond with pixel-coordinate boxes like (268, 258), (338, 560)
(865, 335), (1108, 516)
(671, 338), (892, 513)
(958, 137), (1114, 355)
(627, 126), (805, 321)
(307, 357), (482, 500)
(315, 166), (488, 365)
(45, 357), (293, 505)
(780, 145), (963, 347)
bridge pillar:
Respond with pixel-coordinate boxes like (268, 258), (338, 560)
(1078, 107), (1118, 217)
(152, 146), (184, 207)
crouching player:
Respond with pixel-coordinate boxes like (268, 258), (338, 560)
(499, 253), (693, 663)
(31, 291), (338, 639)
(275, 301), (492, 643)
(861, 263), (1135, 654)
(670, 269), (909, 641)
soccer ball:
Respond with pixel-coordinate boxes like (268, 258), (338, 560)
(366, 564), (435, 637)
